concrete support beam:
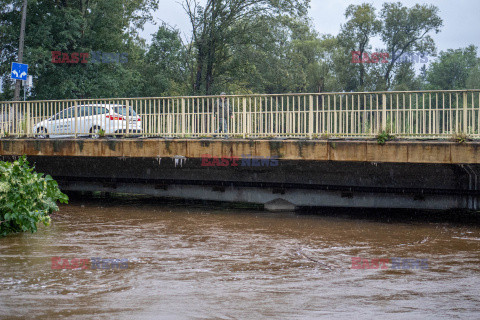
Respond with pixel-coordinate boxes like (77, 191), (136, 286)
(2, 139), (480, 164)
(60, 181), (469, 211)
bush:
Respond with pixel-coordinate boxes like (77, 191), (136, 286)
(0, 156), (68, 237)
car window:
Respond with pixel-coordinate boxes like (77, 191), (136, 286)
(72, 107), (81, 117)
(52, 112), (61, 120)
(93, 106), (108, 115)
(112, 106), (137, 117)
(80, 106), (94, 117)
(56, 108), (73, 120)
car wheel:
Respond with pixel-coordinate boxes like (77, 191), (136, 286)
(90, 126), (103, 139)
(37, 127), (49, 139)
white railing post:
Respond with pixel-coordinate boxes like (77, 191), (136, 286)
(181, 98), (186, 137)
(242, 97), (247, 138)
(74, 100), (78, 138)
(26, 102), (30, 137)
(463, 91), (468, 133)
(309, 95), (314, 139)
(382, 93), (387, 131)
(13, 103), (18, 135)
(126, 99), (130, 137)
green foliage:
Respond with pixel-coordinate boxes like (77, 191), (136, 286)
(0, 0), (158, 99)
(380, 2), (443, 88)
(385, 115), (396, 134)
(0, 156), (68, 237)
(225, 16), (326, 94)
(466, 63), (480, 89)
(320, 132), (331, 140)
(142, 24), (189, 96)
(327, 2), (443, 92)
(452, 132), (469, 144)
(338, 3), (381, 89)
(427, 45), (478, 90)
(376, 130), (395, 145)
(184, 0), (310, 95)
(363, 121), (372, 135)
(392, 62), (423, 91)
(0, 0), (477, 98)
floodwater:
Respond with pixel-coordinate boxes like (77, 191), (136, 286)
(1, 196), (480, 319)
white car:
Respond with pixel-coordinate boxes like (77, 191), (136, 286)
(33, 104), (142, 138)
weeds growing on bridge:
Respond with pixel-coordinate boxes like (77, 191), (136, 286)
(376, 130), (395, 145)
(452, 132), (469, 144)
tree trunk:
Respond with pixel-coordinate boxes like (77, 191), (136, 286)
(204, 0), (218, 95)
(205, 37), (216, 95)
(194, 49), (204, 93)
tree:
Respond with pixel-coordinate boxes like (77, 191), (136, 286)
(426, 45), (478, 89)
(380, 2), (442, 88)
(183, 0), (309, 95)
(392, 62), (422, 91)
(338, 3), (381, 90)
(0, 0), (158, 99)
(207, 14), (332, 94)
(142, 24), (189, 96)
(466, 62), (480, 89)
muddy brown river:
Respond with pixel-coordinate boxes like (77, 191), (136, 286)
(1, 196), (480, 319)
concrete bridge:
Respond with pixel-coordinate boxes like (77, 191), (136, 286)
(2, 90), (480, 211)
(1, 138), (480, 211)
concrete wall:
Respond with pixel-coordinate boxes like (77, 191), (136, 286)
(1, 139), (480, 164)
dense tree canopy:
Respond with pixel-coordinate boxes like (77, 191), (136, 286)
(0, 0), (157, 99)
(426, 45), (478, 90)
(182, 0), (310, 94)
(0, 0), (478, 100)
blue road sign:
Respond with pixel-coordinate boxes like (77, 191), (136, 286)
(11, 62), (28, 81)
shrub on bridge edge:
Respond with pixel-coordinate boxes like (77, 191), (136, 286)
(0, 156), (68, 237)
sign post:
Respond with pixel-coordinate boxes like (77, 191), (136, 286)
(10, 62), (29, 132)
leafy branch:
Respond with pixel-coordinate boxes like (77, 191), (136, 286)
(0, 156), (68, 237)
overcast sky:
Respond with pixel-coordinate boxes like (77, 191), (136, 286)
(142, 0), (480, 54)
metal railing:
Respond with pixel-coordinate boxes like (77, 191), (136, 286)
(1, 90), (480, 139)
